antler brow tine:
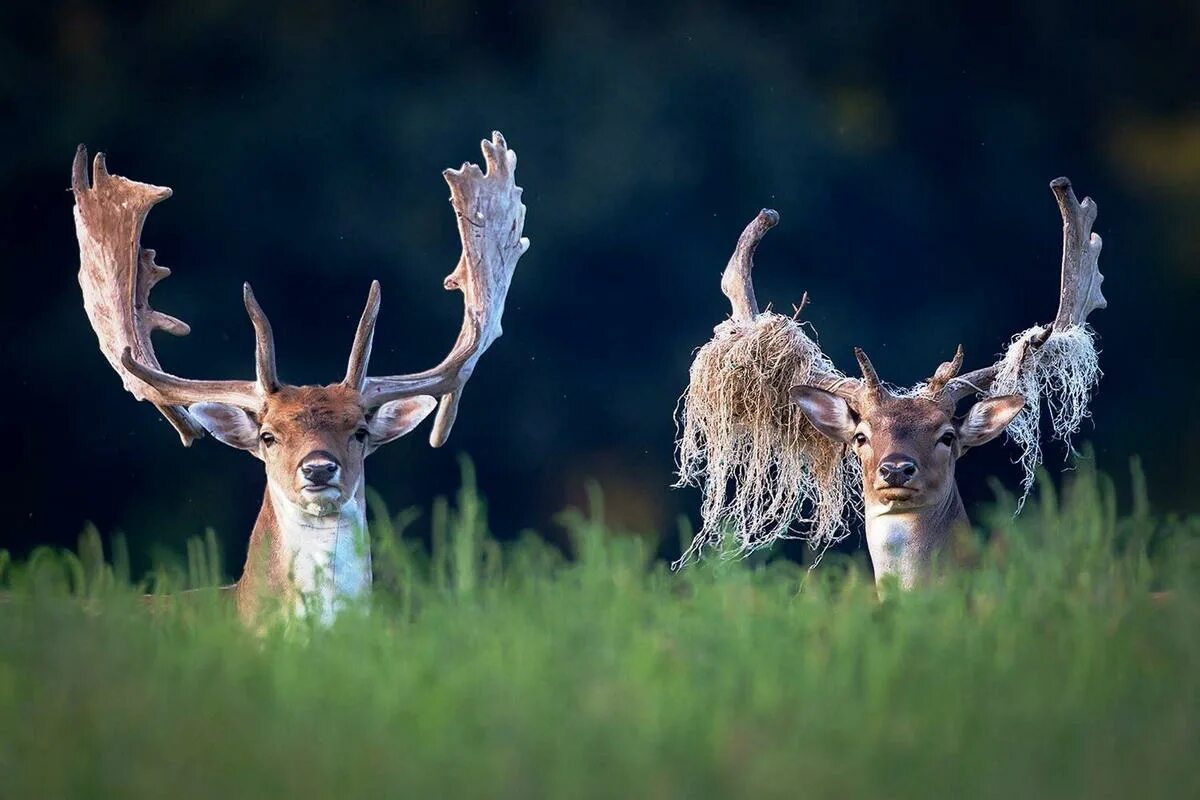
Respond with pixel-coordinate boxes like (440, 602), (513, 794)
(243, 283), (279, 393)
(854, 347), (882, 392)
(925, 344), (964, 396)
(344, 280), (382, 392)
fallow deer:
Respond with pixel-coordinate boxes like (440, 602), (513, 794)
(72, 132), (529, 623)
(712, 178), (1105, 587)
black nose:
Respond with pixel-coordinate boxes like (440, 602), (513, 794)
(301, 460), (339, 485)
(878, 458), (918, 487)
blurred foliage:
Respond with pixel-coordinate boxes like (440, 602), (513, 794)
(1, 1), (1197, 569)
(1, 461), (1198, 797)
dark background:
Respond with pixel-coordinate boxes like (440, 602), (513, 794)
(2, 1), (1197, 574)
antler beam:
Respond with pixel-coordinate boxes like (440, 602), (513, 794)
(719, 208), (861, 400)
(720, 208), (778, 322)
(119, 351), (261, 410)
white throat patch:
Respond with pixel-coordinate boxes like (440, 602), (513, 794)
(268, 485), (371, 624)
(864, 508), (921, 589)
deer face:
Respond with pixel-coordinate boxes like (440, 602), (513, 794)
(188, 386), (435, 517)
(790, 387), (1024, 514)
(790, 348), (1025, 518)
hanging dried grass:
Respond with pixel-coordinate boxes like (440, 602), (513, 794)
(989, 324), (1102, 508)
(674, 312), (860, 564)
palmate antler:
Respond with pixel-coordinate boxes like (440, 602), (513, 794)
(935, 178), (1106, 408)
(73, 146), (221, 444)
(74, 144), (281, 439)
(346, 131), (529, 446)
(74, 132), (528, 448)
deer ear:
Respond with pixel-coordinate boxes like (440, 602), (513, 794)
(367, 396), (438, 450)
(958, 395), (1026, 449)
(188, 402), (260, 451)
(789, 385), (858, 443)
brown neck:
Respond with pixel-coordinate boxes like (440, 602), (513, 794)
(234, 484), (371, 625)
(863, 484), (969, 589)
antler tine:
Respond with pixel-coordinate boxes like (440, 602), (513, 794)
(362, 131), (530, 447)
(854, 347), (883, 396)
(243, 283), (279, 393)
(720, 208), (779, 322)
(942, 177), (1106, 407)
(71, 144), (92, 194)
(344, 280), (381, 392)
(926, 344), (964, 398)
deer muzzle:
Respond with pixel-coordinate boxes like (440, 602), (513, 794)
(298, 451), (341, 489)
(877, 457), (918, 488)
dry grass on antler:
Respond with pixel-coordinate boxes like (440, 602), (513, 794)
(675, 312), (860, 563)
(990, 324), (1102, 508)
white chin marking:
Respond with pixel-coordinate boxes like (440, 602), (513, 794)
(300, 495), (342, 517)
(303, 501), (328, 516)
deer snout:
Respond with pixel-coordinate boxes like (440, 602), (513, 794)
(877, 457), (918, 488)
(299, 453), (341, 487)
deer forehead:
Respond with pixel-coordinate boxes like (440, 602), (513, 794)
(260, 385), (366, 434)
(862, 397), (951, 440)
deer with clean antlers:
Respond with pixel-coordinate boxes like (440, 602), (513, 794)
(73, 132), (529, 623)
(680, 178), (1105, 587)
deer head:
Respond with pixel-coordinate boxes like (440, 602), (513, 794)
(703, 177), (1105, 585)
(73, 134), (528, 617)
(182, 367), (438, 519)
(789, 348), (1025, 522)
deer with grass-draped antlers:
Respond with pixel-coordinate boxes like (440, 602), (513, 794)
(73, 133), (529, 623)
(682, 178), (1105, 587)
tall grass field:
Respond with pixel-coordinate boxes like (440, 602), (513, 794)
(1, 460), (1197, 799)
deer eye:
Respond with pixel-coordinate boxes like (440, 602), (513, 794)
(354, 428), (369, 443)
(853, 432), (868, 447)
(260, 431), (276, 447)
(939, 431), (956, 446)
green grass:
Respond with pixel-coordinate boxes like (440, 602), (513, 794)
(1, 459), (1197, 799)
